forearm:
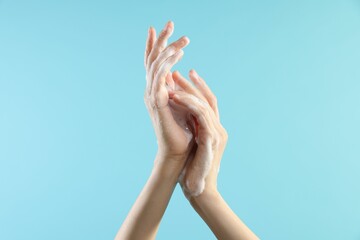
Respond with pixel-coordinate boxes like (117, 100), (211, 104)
(115, 154), (183, 240)
(189, 189), (259, 240)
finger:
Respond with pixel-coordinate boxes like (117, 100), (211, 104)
(169, 91), (214, 134)
(152, 50), (184, 95)
(149, 36), (189, 83)
(189, 69), (219, 119)
(178, 142), (197, 198)
(184, 137), (213, 196)
(169, 91), (217, 196)
(172, 71), (206, 102)
(144, 27), (157, 67)
(165, 72), (175, 90)
(147, 21), (174, 68)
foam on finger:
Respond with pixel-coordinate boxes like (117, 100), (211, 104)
(184, 138), (213, 197)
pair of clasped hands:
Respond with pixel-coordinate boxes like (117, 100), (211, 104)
(144, 20), (226, 197)
(116, 21), (258, 240)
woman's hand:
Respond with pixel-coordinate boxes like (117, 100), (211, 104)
(144, 21), (192, 168)
(116, 22), (192, 240)
(169, 71), (259, 240)
(117, 21), (258, 240)
(169, 69), (228, 197)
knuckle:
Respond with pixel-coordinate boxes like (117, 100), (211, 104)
(220, 126), (228, 141)
(166, 45), (176, 53)
(145, 48), (150, 56)
(147, 51), (155, 62)
(212, 94), (217, 103)
(159, 30), (167, 38)
(209, 102), (216, 110)
(198, 106), (207, 118)
(151, 65), (162, 82)
(198, 98), (208, 111)
(209, 95), (217, 107)
(212, 135), (220, 149)
(150, 57), (159, 71)
(148, 95), (156, 108)
(144, 97), (152, 111)
(159, 30), (167, 39)
(205, 129), (213, 138)
(145, 72), (151, 82)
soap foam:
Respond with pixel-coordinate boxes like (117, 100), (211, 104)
(166, 81), (214, 197)
(166, 81), (194, 141)
(184, 138), (213, 197)
(168, 100), (193, 142)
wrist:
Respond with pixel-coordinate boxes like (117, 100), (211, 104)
(188, 188), (222, 218)
(153, 153), (186, 181)
(188, 187), (220, 205)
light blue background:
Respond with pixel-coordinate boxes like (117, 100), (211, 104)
(1, 0), (360, 239)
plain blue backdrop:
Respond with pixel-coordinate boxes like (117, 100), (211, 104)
(1, 0), (360, 239)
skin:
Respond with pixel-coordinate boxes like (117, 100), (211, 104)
(115, 21), (259, 240)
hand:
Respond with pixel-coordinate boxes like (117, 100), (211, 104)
(117, 21), (258, 240)
(169, 72), (259, 240)
(169, 69), (228, 197)
(144, 21), (192, 167)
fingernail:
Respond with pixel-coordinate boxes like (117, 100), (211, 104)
(185, 37), (190, 44)
(168, 91), (175, 98)
(164, 21), (173, 32)
(190, 69), (197, 78)
(181, 36), (190, 45)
